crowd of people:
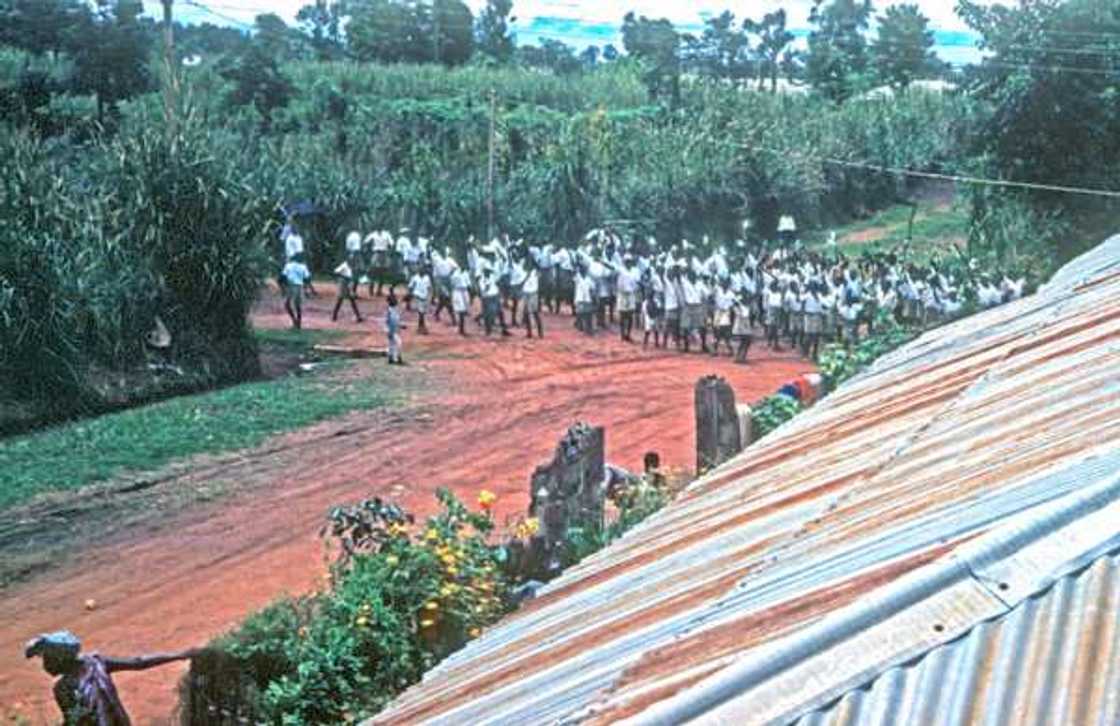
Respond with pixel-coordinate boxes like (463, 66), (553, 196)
(277, 219), (1029, 364)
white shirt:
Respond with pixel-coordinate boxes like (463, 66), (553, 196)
(409, 273), (432, 300)
(522, 269), (539, 295)
(451, 269), (471, 290)
(285, 233), (304, 261)
(509, 261), (528, 287)
(803, 294), (823, 315)
(282, 261), (310, 285)
(663, 279), (680, 311)
(574, 275), (593, 305)
(553, 248), (573, 271)
(617, 266), (640, 294)
(680, 278), (702, 306)
(345, 232), (362, 253)
(714, 288), (736, 311)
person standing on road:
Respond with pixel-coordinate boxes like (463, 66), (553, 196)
(521, 256), (543, 339)
(282, 253), (312, 330)
(385, 292), (405, 364)
(26, 630), (202, 726)
(408, 265), (433, 335)
(450, 262), (472, 336)
(332, 259), (364, 323)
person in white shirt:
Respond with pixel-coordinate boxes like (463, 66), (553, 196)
(331, 259), (364, 323)
(764, 280), (784, 350)
(663, 266), (682, 349)
(431, 248), (457, 324)
(839, 291), (863, 346)
(679, 269), (708, 354)
(552, 246), (575, 314)
(616, 257), (641, 343)
(732, 291), (754, 364)
(520, 256), (543, 339)
(802, 282), (824, 360)
(365, 230), (391, 297)
(508, 254), (529, 328)
(285, 230), (304, 262)
(711, 279), (736, 356)
(478, 259), (510, 337)
(282, 254), (312, 330)
(450, 264), (472, 336)
(573, 263), (595, 335)
(407, 266), (433, 334)
(345, 231), (362, 269)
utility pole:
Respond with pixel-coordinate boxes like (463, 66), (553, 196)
(486, 89), (496, 241)
(161, 0), (179, 140)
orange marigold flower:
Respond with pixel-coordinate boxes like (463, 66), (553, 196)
(477, 490), (497, 509)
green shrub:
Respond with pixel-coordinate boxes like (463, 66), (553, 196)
(751, 393), (803, 439)
(200, 489), (513, 723)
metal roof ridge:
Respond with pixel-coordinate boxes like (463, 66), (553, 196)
(611, 461), (1120, 726)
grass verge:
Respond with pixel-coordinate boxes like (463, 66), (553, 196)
(808, 201), (969, 261)
(0, 361), (392, 513)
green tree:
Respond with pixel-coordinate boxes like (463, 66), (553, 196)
(745, 9), (795, 92)
(348, 0), (422, 63)
(349, 0), (472, 65)
(0, 0), (86, 57)
(805, 0), (874, 101)
(474, 0), (515, 63)
(297, 0), (349, 61)
(602, 43), (620, 62)
(220, 15), (295, 130)
(621, 12), (681, 104)
(580, 45), (601, 70)
(69, 0), (154, 122)
(873, 4), (941, 89)
(684, 11), (752, 81)
(518, 39), (582, 75)
(429, 0), (475, 65)
(957, 0), (1120, 262)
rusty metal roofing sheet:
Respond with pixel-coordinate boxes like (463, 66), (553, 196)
(789, 549), (1120, 726)
(372, 235), (1120, 725)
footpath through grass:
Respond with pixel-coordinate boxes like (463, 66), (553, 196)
(807, 201), (969, 260)
(0, 360), (393, 513)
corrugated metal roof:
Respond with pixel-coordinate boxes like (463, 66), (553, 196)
(373, 236), (1120, 725)
(790, 550), (1120, 726)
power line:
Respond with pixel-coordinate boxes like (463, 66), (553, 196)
(741, 143), (1120, 199)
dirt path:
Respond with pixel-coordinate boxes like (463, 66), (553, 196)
(0, 288), (812, 724)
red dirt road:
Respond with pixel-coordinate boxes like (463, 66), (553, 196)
(0, 288), (812, 724)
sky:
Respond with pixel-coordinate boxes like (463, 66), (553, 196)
(149, 0), (991, 66)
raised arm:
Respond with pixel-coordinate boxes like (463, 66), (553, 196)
(104, 649), (202, 672)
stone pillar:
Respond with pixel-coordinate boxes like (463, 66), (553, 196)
(528, 422), (606, 575)
(695, 375), (742, 474)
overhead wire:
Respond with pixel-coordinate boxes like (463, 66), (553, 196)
(740, 143), (1120, 199)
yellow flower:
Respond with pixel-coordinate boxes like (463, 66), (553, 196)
(523, 517), (540, 535)
(355, 616), (369, 628)
(385, 554), (399, 566)
(424, 601), (439, 610)
(477, 490), (497, 510)
(441, 553), (457, 566)
(420, 619), (435, 628)
(446, 566), (459, 576)
(469, 627), (481, 638)
(425, 528), (440, 542)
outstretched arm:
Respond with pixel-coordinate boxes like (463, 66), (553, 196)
(104, 649), (203, 672)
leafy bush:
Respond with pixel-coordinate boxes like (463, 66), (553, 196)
(751, 393), (802, 439)
(818, 316), (919, 392)
(190, 480), (673, 722)
(198, 489), (513, 723)
(0, 116), (273, 419)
